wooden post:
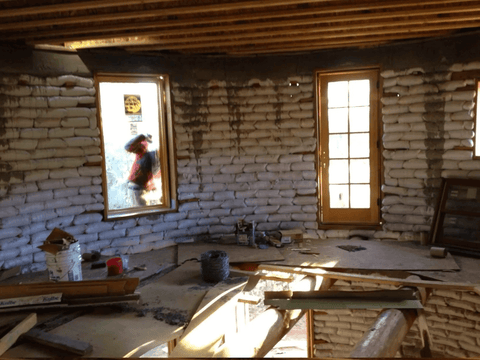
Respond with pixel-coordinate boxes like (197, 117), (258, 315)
(306, 309), (315, 358)
(349, 276), (427, 358)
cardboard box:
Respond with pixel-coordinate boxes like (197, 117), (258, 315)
(279, 229), (303, 244)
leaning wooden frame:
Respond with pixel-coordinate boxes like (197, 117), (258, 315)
(429, 177), (480, 257)
(95, 73), (177, 220)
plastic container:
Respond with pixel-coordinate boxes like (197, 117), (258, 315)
(45, 242), (83, 282)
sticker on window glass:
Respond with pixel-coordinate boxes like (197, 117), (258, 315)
(124, 94), (142, 115)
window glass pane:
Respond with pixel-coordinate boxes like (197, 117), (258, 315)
(328, 108), (348, 133)
(328, 81), (348, 108)
(330, 185), (349, 208)
(349, 80), (370, 107)
(329, 160), (349, 184)
(349, 106), (370, 133)
(350, 133), (369, 158)
(350, 159), (370, 183)
(351, 184), (370, 208)
(99, 82), (163, 210)
(329, 134), (348, 158)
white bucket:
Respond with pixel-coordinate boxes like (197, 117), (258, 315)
(45, 242), (83, 282)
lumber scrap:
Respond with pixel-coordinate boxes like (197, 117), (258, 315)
(263, 290), (423, 309)
(0, 294), (140, 313)
(0, 293), (62, 309)
(0, 278), (139, 300)
(0, 313), (36, 356)
(237, 293), (261, 305)
(22, 329), (92, 356)
(240, 264), (480, 292)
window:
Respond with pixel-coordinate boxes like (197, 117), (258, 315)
(317, 69), (380, 225)
(96, 73), (177, 220)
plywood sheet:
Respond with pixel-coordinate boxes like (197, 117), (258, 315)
(178, 243), (285, 265)
(271, 239), (459, 271)
(410, 255), (480, 284)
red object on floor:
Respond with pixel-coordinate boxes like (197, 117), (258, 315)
(107, 257), (123, 275)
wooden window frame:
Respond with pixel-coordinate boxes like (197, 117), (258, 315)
(95, 73), (177, 220)
(474, 78), (480, 159)
(316, 68), (382, 226)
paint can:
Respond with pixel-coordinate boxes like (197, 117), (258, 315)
(430, 246), (447, 258)
(45, 242), (83, 282)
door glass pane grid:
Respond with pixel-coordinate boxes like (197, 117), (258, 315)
(327, 79), (371, 209)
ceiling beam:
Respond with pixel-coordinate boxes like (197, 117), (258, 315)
(37, 3), (480, 46)
(0, 0), (172, 18)
(228, 32), (451, 55)
(124, 19), (480, 51)
(0, 0), (327, 32)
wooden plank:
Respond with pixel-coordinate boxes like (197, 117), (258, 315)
(264, 289), (417, 300)
(237, 294), (261, 305)
(177, 243), (284, 265)
(0, 0), (171, 18)
(264, 298), (423, 310)
(0, 284), (108, 300)
(66, 293), (140, 306)
(0, 313), (36, 356)
(417, 309), (433, 357)
(239, 264), (480, 292)
(0, 293), (62, 309)
(0, 294), (140, 313)
(169, 277), (248, 358)
(229, 31), (449, 55)
(22, 329), (92, 356)
(0, 278), (139, 300)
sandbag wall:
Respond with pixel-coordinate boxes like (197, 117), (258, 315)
(380, 63), (478, 236)
(313, 282), (480, 358)
(0, 74), (175, 273)
(171, 76), (318, 239)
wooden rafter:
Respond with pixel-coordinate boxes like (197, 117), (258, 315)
(228, 32), (451, 56)
(0, 0), (171, 18)
(31, 3), (480, 45)
(0, 0), (325, 32)
(1, 0), (480, 56)
(126, 21), (474, 52)
(6, 0), (478, 42)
